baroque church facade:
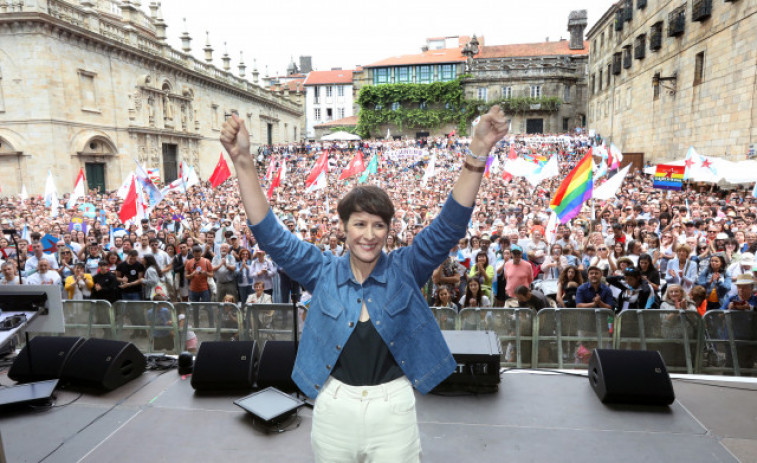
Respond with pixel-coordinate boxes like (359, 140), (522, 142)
(0, 0), (303, 195)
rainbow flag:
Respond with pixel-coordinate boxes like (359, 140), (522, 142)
(550, 151), (594, 224)
(653, 164), (684, 190)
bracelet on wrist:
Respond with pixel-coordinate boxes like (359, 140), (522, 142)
(463, 161), (486, 173)
(465, 148), (489, 163)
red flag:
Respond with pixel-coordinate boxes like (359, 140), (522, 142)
(267, 166), (282, 200)
(264, 158), (275, 181)
(338, 152), (365, 181)
(502, 172), (513, 182)
(118, 176), (138, 224)
(305, 151), (329, 189)
(209, 153), (231, 188)
(508, 146), (517, 160)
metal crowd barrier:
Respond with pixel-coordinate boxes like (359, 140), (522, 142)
(174, 302), (244, 347)
(700, 310), (757, 376)
(615, 309), (702, 374)
(533, 308), (614, 369)
(243, 303), (298, 345)
(58, 301), (757, 376)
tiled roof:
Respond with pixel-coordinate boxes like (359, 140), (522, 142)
(364, 48), (466, 68)
(314, 115), (358, 128)
(477, 40), (589, 58)
(304, 70), (354, 85)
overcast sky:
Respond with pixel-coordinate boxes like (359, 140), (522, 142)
(148, 0), (617, 78)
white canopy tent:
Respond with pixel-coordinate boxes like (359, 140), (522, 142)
(321, 131), (361, 141)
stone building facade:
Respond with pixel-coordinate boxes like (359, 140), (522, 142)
(464, 11), (589, 135)
(587, 0), (757, 163)
(0, 0), (303, 195)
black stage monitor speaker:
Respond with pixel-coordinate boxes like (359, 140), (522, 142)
(257, 341), (298, 392)
(588, 349), (675, 406)
(191, 341), (259, 391)
(61, 338), (146, 391)
(8, 336), (85, 383)
(434, 330), (501, 393)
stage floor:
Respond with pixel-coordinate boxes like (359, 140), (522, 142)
(1, 368), (756, 463)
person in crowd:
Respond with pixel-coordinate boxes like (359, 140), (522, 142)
(575, 266), (615, 310)
(80, 241), (104, 275)
(607, 267), (657, 313)
(57, 246), (76, 286)
(173, 241), (191, 302)
(514, 285), (550, 311)
(541, 243), (568, 280)
(24, 242), (58, 276)
(504, 246), (533, 298)
(250, 249), (275, 296)
(556, 265), (583, 308)
(142, 254), (163, 300)
(212, 243), (238, 302)
(660, 284), (697, 311)
(637, 253), (661, 293)
(64, 262), (93, 300)
(725, 253), (756, 299)
(0, 261), (21, 285)
(468, 252), (494, 299)
(590, 244), (613, 276)
(221, 104), (508, 461)
(91, 260), (119, 303)
(666, 244), (698, 294)
(723, 274), (757, 311)
(236, 248), (255, 306)
(27, 258), (61, 286)
(697, 253), (731, 311)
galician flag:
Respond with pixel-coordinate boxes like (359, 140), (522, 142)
(67, 168), (86, 209)
(135, 160), (164, 212)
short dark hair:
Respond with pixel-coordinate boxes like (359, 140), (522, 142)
(514, 285), (530, 297)
(587, 265), (603, 274)
(127, 249), (139, 257)
(337, 185), (394, 227)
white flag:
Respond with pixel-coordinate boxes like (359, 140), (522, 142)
(67, 169), (86, 209)
(44, 171), (59, 218)
(117, 172), (135, 199)
(592, 164), (631, 200)
(19, 184), (28, 200)
(544, 211), (559, 245)
(421, 152), (437, 187)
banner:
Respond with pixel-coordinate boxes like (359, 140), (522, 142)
(653, 164), (685, 190)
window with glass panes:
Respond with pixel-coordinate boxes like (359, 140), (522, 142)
(502, 86), (512, 98)
(397, 67), (410, 83)
(326, 86), (333, 97)
(478, 87), (488, 101)
(530, 85), (542, 98)
(337, 86), (344, 97)
(375, 68), (388, 84)
(314, 108), (321, 121)
(441, 64), (454, 81)
(418, 66), (431, 83)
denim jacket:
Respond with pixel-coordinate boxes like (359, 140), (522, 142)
(248, 193), (472, 398)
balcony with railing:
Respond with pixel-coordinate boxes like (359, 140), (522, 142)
(612, 52), (622, 75)
(692, 0), (712, 22)
(668, 6), (686, 37)
(614, 9), (624, 31)
(650, 22), (663, 50)
(634, 35), (646, 59)
(622, 46), (632, 69)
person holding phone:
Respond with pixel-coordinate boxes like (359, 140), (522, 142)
(221, 106), (509, 462)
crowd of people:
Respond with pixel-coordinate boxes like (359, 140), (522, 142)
(2, 133), (757, 329)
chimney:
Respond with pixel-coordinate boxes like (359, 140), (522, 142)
(567, 10), (588, 50)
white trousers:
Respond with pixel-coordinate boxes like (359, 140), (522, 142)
(311, 376), (421, 463)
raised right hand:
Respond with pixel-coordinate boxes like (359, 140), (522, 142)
(220, 114), (251, 162)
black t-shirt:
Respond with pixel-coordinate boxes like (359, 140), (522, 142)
(116, 261), (145, 293)
(331, 320), (404, 387)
